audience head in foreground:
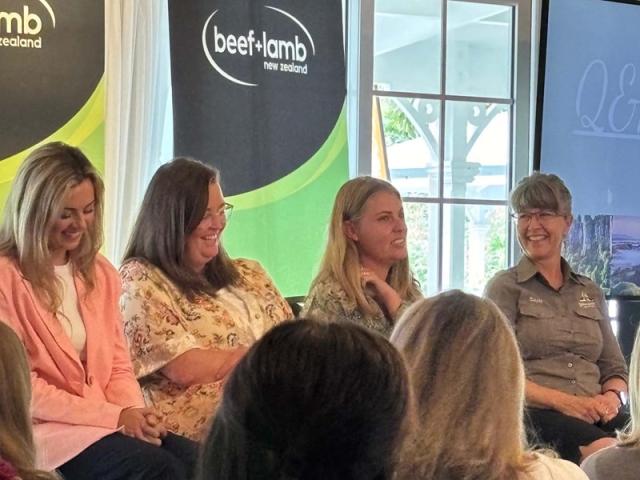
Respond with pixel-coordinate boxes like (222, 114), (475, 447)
(391, 290), (589, 480)
(0, 322), (59, 480)
(197, 318), (410, 480)
(581, 325), (640, 480)
(302, 176), (421, 337)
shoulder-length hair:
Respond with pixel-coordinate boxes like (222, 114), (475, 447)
(618, 326), (640, 447)
(197, 318), (410, 480)
(0, 322), (60, 480)
(391, 290), (529, 480)
(123, 157), (239, 298)
(310, 176), (420, 316)
(0, 142), (104, 311)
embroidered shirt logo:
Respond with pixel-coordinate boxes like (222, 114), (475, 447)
(579, 291), (596, 309)
(528, 296), (543, 304)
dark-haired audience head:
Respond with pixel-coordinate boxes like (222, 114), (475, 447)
(197, 318), (410, 480)
(391, 290), (527, 480)
(0, 141), (104, 310)
(123, 157), (239, 298)
(0, 322), (59, 479)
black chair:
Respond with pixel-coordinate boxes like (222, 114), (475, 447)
(285, 296), (306, 318)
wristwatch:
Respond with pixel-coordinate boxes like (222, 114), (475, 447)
(604, 388), (628, 407)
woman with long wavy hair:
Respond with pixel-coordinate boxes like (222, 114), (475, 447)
(302, 176), (421, 337)
(0, 142), (195, 479)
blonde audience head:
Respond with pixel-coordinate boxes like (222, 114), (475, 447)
(618, 326), (640, 447)
(0, 142), (104, 310)
(313, 176), (420, 316)
(391, 290), (528, 480)
(0, 322), (58, 479)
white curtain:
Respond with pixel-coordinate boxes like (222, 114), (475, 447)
(104, 0), (173, 264)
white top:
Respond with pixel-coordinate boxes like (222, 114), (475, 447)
(54, 262), (87, 359)
(521, 453), (589, 480)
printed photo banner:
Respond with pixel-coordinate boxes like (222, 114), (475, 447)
(0, 0), (105, 211)
(169, 0), (348, 296)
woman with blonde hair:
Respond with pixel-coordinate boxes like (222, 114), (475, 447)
(0, 322), (59, 480)
(391, 290), (588, 480)
(582, 325), (640, 479)
(0, 142), (195, 479)
(302, 176), (421, 337)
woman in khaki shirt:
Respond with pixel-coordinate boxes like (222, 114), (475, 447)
(485, 172), (628, 464)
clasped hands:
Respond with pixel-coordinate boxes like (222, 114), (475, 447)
(118, 407), (167, 446)
(554, 391), (621, 424)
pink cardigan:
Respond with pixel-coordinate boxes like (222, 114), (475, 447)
(0, 254), (144, 471)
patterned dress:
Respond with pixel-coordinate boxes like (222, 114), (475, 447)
(301, 276), (419, 337)
(119, 258), (293, 441)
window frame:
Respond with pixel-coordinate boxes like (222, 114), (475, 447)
(346, 0), (533, 292)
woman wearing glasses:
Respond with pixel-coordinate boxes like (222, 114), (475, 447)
(120, 158), (293, 442)
(485, 172), (628, 464)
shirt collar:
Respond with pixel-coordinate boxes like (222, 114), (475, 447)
(515, 255), (586, 286)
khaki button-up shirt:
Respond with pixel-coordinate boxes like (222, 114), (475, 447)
(485, 256), (627, 397)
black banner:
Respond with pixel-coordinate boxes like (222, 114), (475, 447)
(0, 0), (104, 160)
(169, 0), (345, 195)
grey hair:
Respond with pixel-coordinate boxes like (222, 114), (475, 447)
(510, 172), (572, 216)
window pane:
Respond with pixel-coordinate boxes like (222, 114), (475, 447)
(373, 0), (442, 94)
(372, 96), (441, 197)
(443, 101), (510, 200)
(405, 201), (440, 296)
(442, 204), (507, 294)
(446, 1), (513, 98)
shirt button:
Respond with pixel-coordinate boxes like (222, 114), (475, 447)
(568, 363), (573, 368)
(254, 314), (261, 319)
(570, 380), (576, 384)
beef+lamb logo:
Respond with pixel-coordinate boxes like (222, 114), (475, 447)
(201, 5), (316, 87)
(0, 0), (55, 49)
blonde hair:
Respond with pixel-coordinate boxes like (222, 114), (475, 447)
(0, 322), (59, 479)
(0, 142), (104, 311)
(617, 326), (640, 446)
(310, 176), (420, 316)
(391, 290), (530, 480)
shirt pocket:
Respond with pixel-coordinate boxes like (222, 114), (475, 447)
(572, 306), (604, 361)
(516, 299), (557, 359)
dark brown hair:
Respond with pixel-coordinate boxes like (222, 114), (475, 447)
(123, 157), (239, 297)
(197, 318), (410, 480)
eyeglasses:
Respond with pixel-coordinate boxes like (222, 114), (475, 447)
(202, 202), (234, 224)
(510, 210), (565, 224)
(218, 202), (234, 220)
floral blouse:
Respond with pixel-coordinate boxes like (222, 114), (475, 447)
(119, 258), (293, 441)
(301, 276), (419, 337)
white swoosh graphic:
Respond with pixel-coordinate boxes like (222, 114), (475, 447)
(202, 10), (258, 87)
(265, 6), (315, 56)
(39, 0), (55, 28)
